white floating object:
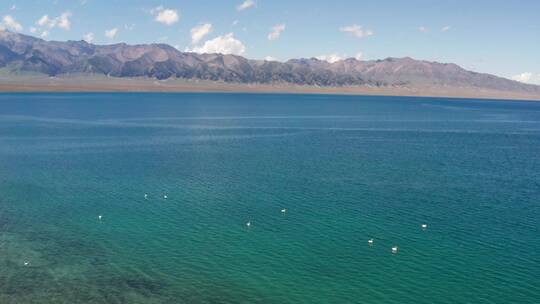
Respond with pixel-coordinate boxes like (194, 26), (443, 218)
(163, 195), (168, 199)
(281, 209), (287, 213)
(421, 224), (428, 229)
(98, 215), (102, 220)
(144, 194), (148, 199)
(24, 261), (29, 266)
(391, 246), (398, 254)
(368, 239), (374, 245)
(246, 221), (251, 227)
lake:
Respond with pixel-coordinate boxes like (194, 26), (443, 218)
(1, 93), (539, 303)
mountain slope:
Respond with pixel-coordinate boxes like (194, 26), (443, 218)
(1, 30), (538, 94)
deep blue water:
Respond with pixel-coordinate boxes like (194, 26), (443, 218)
(0, 93), (539, 303)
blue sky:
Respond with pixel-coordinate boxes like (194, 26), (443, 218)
(1, 0), (539, 83)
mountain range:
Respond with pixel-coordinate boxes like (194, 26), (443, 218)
(1, 30), (539, 96)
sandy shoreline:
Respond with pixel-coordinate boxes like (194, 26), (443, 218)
(1, 75), (539, 101)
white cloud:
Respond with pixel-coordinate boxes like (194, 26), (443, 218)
(511, 72), (532, 83)
(264, 56), (278, 61)
(10, 4), (17, 11)
(55, 12), (72, 30)
(510, 72), (540, 85)
(188, 33), (246, 55)
(232, 20), (239, 26)
(419, 26), (429, 33)
(267, 23), (285, 41)
(316, 53), (345, 63)
(105, 28), (118, 39)
(191, 23), (212, 44)
(36, 12), (71, 30)
(339, 24), (373, 38)
(83, 32), (94, 43)
(316, 52), (363, 63)
(1, 15), (23, 32)
(30, 23), (47, 38)
(32, 13), (71, 38)
(152, 6), (179, 25)
(237, 0), (255, 11)
(124, 23), (135, 30)
(442, 25), (451, 32)
(37, 15), (50, 26)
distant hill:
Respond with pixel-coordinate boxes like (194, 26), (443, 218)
(1, 30), (539, 96)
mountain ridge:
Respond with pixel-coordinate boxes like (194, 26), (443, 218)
(1, 30), (539, 95)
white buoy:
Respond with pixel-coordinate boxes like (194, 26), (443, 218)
(421, 224), (428, 229)
(163, 195), (168, 199)
(144, 194), (148, 199)
(281, 209), (287, 213)
(98, 215), (102, 220)
(391, 246), (398, 254)
(24, 261), (29, 266)
(368, 239), (374, 245)
(246, 221), (251, 227)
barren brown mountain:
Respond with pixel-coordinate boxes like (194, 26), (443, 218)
(1, 30), (539, 98)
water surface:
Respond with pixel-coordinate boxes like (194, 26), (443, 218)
(1, 93), (539, 303)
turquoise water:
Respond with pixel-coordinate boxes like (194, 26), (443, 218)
(0, 93), (539, 303)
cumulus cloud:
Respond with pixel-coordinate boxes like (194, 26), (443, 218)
(419, 26), (429, 33)
(316, 52), (364, 63)
(316, 53), (345, 63)
(105, 28), (118, 39)
(32, 13), (71, 38)
(83, 32), (94, 43)
(339, 24), (373, 38)
(442, 25), (451, 32)
(1, 15), (23, 32)
(188, 33), (246, 55)
(191, 23), (212, 44)
(30, 26), (49, 38)
(264, 56), (278, 61)
(151, 6), (179, 25)
(237, 0), (255, 11)
(511, 72), (533, 83)
(37, 15), (50, 26)
(268, 23), (285, 41)
(56, 12), (72, 30)
(36, 12), (71, 30)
